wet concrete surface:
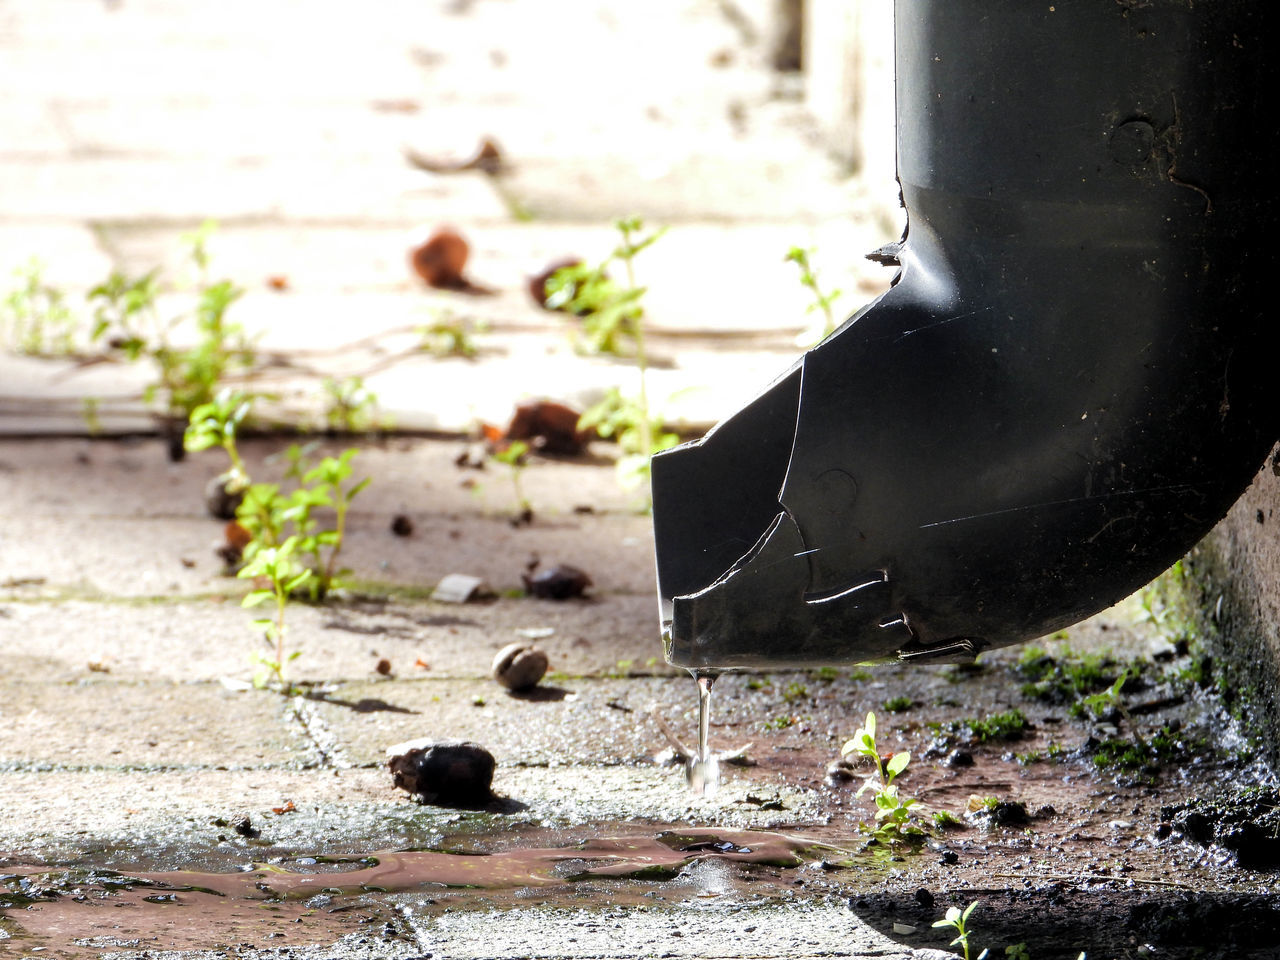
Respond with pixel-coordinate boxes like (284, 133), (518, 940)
(3, 435), (1280, 959)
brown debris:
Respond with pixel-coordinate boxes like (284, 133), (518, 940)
(504, 400), (591, 455)
(408, 226), (492, 294)
(404, 137), (504, 175)
(522, 561), (592, 600)
(386, 738), (496, 806)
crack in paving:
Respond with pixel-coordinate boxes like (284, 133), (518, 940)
(288, 696), (356, 771)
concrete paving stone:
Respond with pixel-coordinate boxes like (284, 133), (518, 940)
(55, 103), (435, 163)
(0, 436), (659, 594)
(307, 674), (849, 771)
(0, 763), (827, 868)
(0, 156), (509, 225)
(0, 767), (402, 864)
(0, 224), (116, 291)
(414, 904), (955, 960)
(0, 3), (424, 100)
(93, 221), (895, 331)
(86, 908), (956, 960)
(0, 592), (662, 685)
(0, 680), (303, 770)
(0, 102), (68, 157)
(0, 483), (658, 596)
(0, 215), (895, 434)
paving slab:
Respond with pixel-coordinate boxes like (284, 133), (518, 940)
(0, 593), (663, 685)
(0, 680), (304, 771)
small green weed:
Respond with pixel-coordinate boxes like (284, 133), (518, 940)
(490, 439), (533, 523)
(4, 227), (255, 427)
(578, 387), (679, 490)
(322, 376), (380, 433)
(418, 310), (484, 357)
(931, 709), (1029, 744)
(546, 217), (666, 359)
(239, 537), (312, 692)
(781, 681), (808, 703)
(841, 711), (926, 843)
(606, 658), (635, 679)
(932, 809), (963, 830)
(2, 259), (77, 355)
(184, 389), (253, 493)
(236, 446), (370, 601)
(785, 246), (842, 346)
(552, 217), (673, 496)
(1091, 724), (1196, 772)
(762, 714), (798, 731)
(932, 901), (980, 960)
(812, 666), (839, 682)
(883, 695), (913, 713)
(1016, 644), (1119, 704)
(932, 902), (1086, 960)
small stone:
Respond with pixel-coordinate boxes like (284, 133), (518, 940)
(522, 563), (592, 600)
(375, 658), (393, 676)
(892, 923), (916, 935)
(231, 814), (257, 838)
(825, 758), (858, 782)
(491, 642), (549, 691)
(944, 749), (974, 768)
(386, 738), (496, 806)
(914, 888), (935, 909)
(432, 573), (490, 603)
(939, 849), (960, 866)
(390, 514), (414, 537)
(204, 472), (245, 520)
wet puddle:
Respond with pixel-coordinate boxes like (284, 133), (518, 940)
(1, 829), (847, 955)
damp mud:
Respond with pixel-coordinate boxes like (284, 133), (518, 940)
(0, 829), (832, 956)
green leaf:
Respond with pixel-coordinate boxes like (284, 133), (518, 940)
(886, 751), (910, 778)
(183, 433), (218, 452)
(241, 589), (274, 608)
(286, 569), (313, 592)
(347, 476), (371, 500)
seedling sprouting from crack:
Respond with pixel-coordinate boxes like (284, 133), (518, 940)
(550, 216), (675, 498)
(236, 447), (370, 600)
(786, 245), (842, 346)
(842, 711), (927, 843)
(932, 902), (1087, 960)
(418, 309), (485, 357)
(323, 376), (381, 434)
(185, 389), (253, 497)
(933, 901), (983, 960)
(490, 439), (532, 524)
(1, 259), (77, 355)
(239, 536), (311, 693)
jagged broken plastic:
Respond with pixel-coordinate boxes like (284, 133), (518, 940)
(654, 0), (1279, 670)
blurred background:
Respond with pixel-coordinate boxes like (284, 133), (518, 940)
(0, 0), (901, 436)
